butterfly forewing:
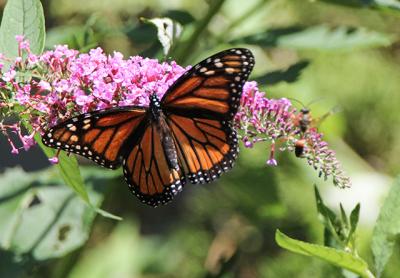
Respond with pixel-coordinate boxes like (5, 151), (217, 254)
(162, 48), (254, 120)
(42, 107), (146, 168)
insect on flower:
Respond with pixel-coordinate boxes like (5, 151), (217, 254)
(292, 107), (312, 157)
(294, 107), (312, 133)
(42, 48), (255, 207)
(294, 138), (307, 158)
(291, 99), (340, 158)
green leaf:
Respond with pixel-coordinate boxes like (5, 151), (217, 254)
(0, 167), (36, 250)
(163, 10), (195, 25)
(0, 0), (45, 58)
(375, 0), (400, 10)
(54, 152), (89, 202)
(314, 186), (341, 247)
(340, 203), (349, 228)
(319, 0), (400, 11)
(234, 25), (394, 51)
(349, 203), (360, 240)
(253, 60), (310, 86)
(45, 25), (98, 52)
(35, 134), (89, 203)
(318, 0), (375, 7)
(315, 186), (336, 222)
(371, 176), (400, 277)
(33, 133), (121, 220)
(277, 25), (394, 51)
(275, 230), (374, 278)
(230, 26), (302, 47)
(45, 15), (102, 52)
(141, 17), (183, 56)
(0, 167), (103, 261)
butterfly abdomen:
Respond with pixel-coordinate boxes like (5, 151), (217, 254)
(150, 93), (180, 171)
(158, 115), (180, 171)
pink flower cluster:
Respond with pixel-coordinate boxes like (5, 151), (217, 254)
(234, 82), (350, 188)
(12, 44), (189, 128)
(0, 39), (188, 154)
(0, 36), (350, 188)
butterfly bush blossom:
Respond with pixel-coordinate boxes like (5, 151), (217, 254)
(236, 82), (350, 188)
(0, 36), (350, 188)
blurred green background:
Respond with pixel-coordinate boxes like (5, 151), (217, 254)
(1, 0), (400, 277)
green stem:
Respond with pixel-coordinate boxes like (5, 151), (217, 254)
(174, 0), (226, 64)
(366, 269), (376, 278)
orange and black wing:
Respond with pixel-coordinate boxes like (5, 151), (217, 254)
(162, 48), (255, 184)
(42, 106), (146, 169)
(167, 115), (238, 184)
(161, 48), (254, 120)
(122, 122), (185, 207)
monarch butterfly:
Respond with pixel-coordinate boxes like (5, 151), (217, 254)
(42, 48), (255, 207)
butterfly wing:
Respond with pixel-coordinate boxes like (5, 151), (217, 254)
(42, 106), (147, 169)
(161, 48), (255, 184)
(167, 115), (237, 184)
(122, 120), (185, 207)
(161, 48), (254, 120)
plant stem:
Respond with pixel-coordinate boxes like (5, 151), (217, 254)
(174, 0), (226, 64)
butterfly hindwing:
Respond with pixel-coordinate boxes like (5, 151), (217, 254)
(122, 122), (186, 206)
(42, 107), (146, 169)
(167, 115), (238, 184)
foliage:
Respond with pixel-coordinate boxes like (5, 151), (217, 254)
(372, 176), (400, 277)
(276, 230), (372, 278)
(0, 0), (45, 59)
(38, 136), (89, 203)
(276, 187), (371, 277)
(0, 166), (120, 277)
(232, 25), (394, 51)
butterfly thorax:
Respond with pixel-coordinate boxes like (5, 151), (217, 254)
(149, 93), (180, 171)
(149, 93), (162, 120)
